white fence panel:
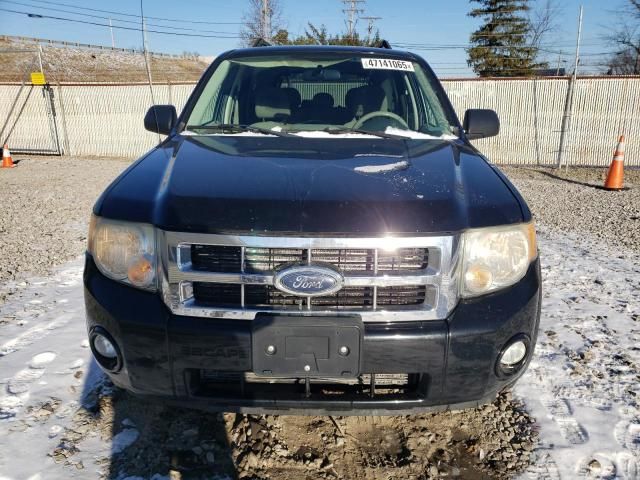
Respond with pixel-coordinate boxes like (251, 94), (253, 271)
(59, 84), (168, 157)
(441, 77), (640, 167)
(0, 78), (638, 165)
(54, 83), (196, 157)
(0, 84), (61, 154)
(565, 78), (640, 168)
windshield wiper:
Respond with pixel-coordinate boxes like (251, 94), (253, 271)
(322, 127), (407, 140)
(185, 123), (293, 137)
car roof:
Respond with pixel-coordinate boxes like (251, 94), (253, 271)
(222, 45), (421, 62)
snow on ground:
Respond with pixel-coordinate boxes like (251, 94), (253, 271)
(0, 227), (638, 479)
(0, 260), (106, 479)
(518, 228), (640, 479)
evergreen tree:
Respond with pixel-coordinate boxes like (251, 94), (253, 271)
(467, 0), (542, 77)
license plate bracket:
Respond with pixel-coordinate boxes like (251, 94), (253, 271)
(252, 314), (362, 378)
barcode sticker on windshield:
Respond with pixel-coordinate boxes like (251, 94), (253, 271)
(361, 58), (415, 71)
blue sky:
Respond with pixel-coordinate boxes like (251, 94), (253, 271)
(0, 0), (624, 77)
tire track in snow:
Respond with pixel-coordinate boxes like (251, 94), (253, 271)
(0, 263), (82, 358)
(517, 227), (640, 479)
(0, 315), (73, 357)
(0, 352), (57, 419)
(0, 259), (98, 479)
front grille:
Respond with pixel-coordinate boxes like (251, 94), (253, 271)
(192, 370), (424, 401)
(190, 245), (428, 274)
(192, 283), (241, 307)
(193, 283), (426, 309)
(201, 371), (411, 386)
(163, 231), (455, 322)
(191, 245), (241, 273)
(311, 248), (428, 273)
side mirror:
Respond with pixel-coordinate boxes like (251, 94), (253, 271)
(463, 109), (500, 140)
(144, 105), (177, 135)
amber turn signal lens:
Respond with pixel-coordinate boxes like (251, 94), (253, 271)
(127, 255), (155, 288)
(526, 222), (537, 262)
(464, 264), (493, 294)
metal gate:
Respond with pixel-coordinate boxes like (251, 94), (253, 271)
(0, 83), (63, 155)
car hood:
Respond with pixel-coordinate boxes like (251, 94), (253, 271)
(96, 135), (525, 235)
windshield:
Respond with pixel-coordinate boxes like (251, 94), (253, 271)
(184, 54), (458, 138)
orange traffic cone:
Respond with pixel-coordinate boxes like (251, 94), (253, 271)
(604, 136), (625, 190)
(1, 144), (15, 168)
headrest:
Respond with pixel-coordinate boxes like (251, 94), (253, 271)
(281, 88), (302, 109)
(346, 85), (385, 117)
(255, 88), (291, 120)
(313, 92), (334, 108)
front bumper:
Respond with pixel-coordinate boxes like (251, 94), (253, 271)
(83, 255), (541, 415)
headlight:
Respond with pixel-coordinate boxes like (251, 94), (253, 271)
(460, 222), (537, 298)
(88, 215), (157, 291)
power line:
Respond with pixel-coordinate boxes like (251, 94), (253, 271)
(0, 7), (242, 39)
(396, 35), (602, 47)
(20, 0), (243, 25)
(432, 64), (604, 70)
(3, 0), (240, 34)
(468, 7), (539, 16)
(393, 41), (614, 57)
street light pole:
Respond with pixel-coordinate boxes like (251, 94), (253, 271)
(109, 17), (115, 48)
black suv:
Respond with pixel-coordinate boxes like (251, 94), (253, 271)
(84, 45), (540, 415)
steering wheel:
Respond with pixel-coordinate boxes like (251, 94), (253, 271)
(353, 111), (409, 130)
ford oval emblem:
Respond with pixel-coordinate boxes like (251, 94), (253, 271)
(274, 265), (344, 297)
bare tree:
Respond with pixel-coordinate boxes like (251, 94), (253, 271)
(528, 0), (563, 60)
(607, 0), (640, 74)
(607, 48), (640, 74)
(240, 0), (285, 46)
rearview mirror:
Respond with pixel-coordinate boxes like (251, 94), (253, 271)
(463, 109), (500, 140)
(144, 105), (177, 135)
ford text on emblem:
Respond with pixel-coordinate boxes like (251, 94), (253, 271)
(274, 265), (344, 297)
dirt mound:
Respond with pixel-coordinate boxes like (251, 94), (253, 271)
(0, 36), (208, 83)
(55, 379), (537, 479)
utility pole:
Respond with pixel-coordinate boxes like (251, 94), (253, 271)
(109, 17), (115, 48)
(342, 0), (365, 38)
(360, 16), (381, 37)
(142, 17), (149, 53)
(37, 44), (43, 73)
(142, 17), (153, 86)
(556, 5), (583, 170)
(262, 0), (271, 41)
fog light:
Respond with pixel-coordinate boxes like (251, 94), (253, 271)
(94, 334), (117, 358)
(501, 341), (527, 366)
(90, 328), (122, 372)
(496, 335), (531, 378)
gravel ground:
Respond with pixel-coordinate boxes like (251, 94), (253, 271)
(53, 383), (535, 479)
(0, 157), (638, 479)
(501, 166), (640, 255)
(0, 157), (130, 285)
